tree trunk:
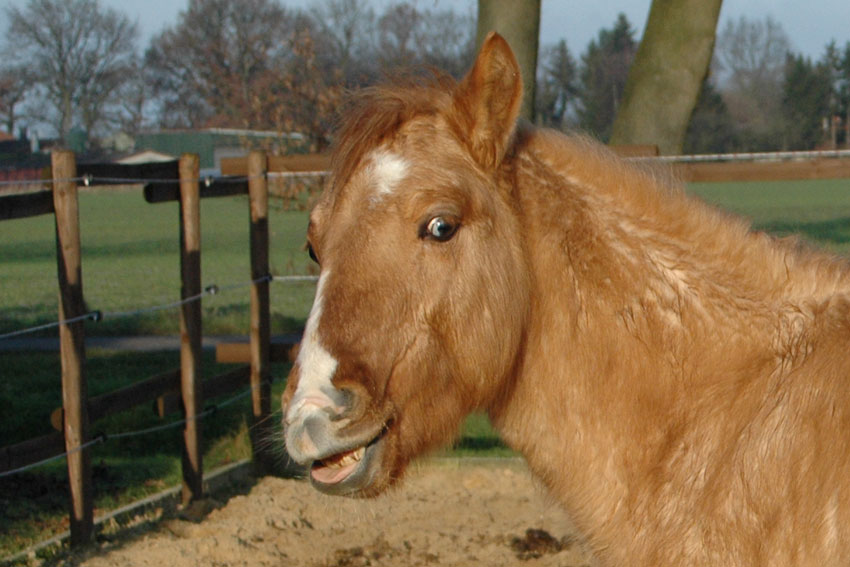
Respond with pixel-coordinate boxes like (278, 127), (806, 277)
(476, 0), (541, 121)
(610, 0), (723, 155)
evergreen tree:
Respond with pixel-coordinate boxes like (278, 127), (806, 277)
(683, 77), (738, 154)
(576, 14), (637, 141)
(782, 54), (832, 150)
(825, 42), (850, 147)
(536, 40), (578, 130)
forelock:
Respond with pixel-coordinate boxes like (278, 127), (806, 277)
(329, 75), (456, 193)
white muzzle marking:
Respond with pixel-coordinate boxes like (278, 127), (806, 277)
(287, 271), (340, 424)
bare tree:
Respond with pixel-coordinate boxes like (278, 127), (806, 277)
(146, 0), (293, 129)
(0, 65), (32, 134)
(420, 7), (476, 77)
(312, 0), (474, 85)
(310, 0), (377, 85)
(146, 0), (343, 150)
(378, 2), (422, 69)
(115, 59), (156, 138)
(714, 15), (791, 149)
(6, 0), (138, 145)
(280, 25), (344, 151)
(716, 15), (790, 89)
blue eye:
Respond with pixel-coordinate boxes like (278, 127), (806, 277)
(422, 216), (459, 242)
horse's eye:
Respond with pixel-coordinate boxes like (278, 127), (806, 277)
(422, 216), (459, 242)
(307, 243), (319, 264)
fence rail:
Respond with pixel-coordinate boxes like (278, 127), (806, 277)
(674, 157), (850, 182)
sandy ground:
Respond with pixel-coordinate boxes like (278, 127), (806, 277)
(73, 459), (598, 567)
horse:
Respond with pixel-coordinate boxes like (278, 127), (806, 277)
(281, 32), (850, 566)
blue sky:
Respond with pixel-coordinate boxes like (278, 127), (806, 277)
(1, 0), (848, 61)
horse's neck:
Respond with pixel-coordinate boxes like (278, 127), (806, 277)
(490, 130), (850, 560)
(489, 134), (698, 549)
(510, 129), (850, 321)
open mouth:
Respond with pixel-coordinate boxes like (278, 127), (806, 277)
(311, 446), (366, 485)
(308, 426), (388, 495)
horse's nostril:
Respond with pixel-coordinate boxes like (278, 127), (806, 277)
(325, 405), (349, 422)
(322, 385), (355, 415)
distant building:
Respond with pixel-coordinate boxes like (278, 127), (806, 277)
(134, 128), (307, 173)
(116, 150), (176, 164)
(0, 129), (48, 174)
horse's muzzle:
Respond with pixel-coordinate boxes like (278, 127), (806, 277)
(284, 404), (349, 464)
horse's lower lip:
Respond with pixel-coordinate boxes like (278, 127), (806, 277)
(308, 427), (387, 495)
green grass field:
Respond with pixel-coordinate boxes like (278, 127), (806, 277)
(1, 178), (850, 557)
(690, 178), (850, 254)
(0, 189), (317, 337)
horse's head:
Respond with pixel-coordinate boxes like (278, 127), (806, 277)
(282, 33), (530, 497)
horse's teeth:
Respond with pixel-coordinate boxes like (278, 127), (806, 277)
(343, 447), (365, 465)
(323, 447), (365, 469)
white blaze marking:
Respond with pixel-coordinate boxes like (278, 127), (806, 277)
(287, 271), (339, 422)
(368, 149), (408, 200)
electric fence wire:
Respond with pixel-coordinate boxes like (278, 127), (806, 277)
(0, 271), (310, 477)
(0, 272), (309, 477)
(0, 275), (274, 341)
(0, 380), (266, 479)
(0, 174), (262, 188)
(267, 170), (328, 178)
(0, 169), (330, 189)
(272, 275), (319, 283)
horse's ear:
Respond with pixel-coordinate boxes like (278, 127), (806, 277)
(450, 32), (523, 169)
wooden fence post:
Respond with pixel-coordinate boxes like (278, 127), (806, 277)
(178, 153), (204, 505)
(247, 151), (272, 473)
(52, 150), (93, 546)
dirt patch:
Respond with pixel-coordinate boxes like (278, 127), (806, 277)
(73, 459), (597, 567)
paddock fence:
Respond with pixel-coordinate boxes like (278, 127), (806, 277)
(0, 150), (324, 548)
(2, 144), (850, 550)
